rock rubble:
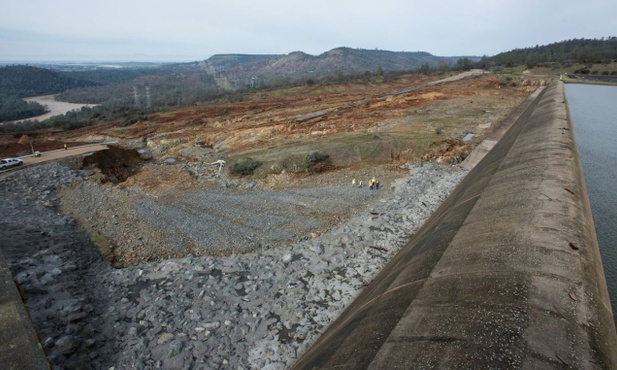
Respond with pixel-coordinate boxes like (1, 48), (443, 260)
(0, 161), (466, 369)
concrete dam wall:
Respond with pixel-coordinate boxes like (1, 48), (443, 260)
(293, 81), (617, 369)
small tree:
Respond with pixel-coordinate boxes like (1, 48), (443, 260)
(418, 63), (431, 74)
(456, 58), (473, 71)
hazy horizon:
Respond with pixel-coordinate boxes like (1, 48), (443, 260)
(0, 47), (483, 65)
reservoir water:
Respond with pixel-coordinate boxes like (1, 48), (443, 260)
(565, 83), (617, 325)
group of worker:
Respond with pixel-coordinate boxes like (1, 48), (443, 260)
(351, 177), (380, 190)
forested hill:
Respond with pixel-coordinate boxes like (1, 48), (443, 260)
(210, 47), (470, 81)
(491, 37), (617, 67)
(165, 47), (473, 82)
(0, 65), (96, 98)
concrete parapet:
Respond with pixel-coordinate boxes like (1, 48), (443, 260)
(293, 81), (617, 369)
(0, 252), (50, 369)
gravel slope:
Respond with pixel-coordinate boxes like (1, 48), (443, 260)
(0, 161), (466, 369)
(58, 175), (388, 266)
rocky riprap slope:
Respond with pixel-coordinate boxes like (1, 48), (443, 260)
(58, 172), (394, 267)
(0, 162), (466, 369)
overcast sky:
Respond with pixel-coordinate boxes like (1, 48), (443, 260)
(1, 0), (616, 62)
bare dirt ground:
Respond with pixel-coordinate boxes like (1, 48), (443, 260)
(2, 71), (543, 163)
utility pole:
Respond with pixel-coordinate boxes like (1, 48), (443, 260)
(133, 86), (140, 106)
(145, 86), (151, 108)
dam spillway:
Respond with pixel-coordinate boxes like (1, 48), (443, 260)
(292, 81), (617, 369)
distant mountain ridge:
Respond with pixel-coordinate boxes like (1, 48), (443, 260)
(161, 54), (281, 73)
(167, 47), (477, 83)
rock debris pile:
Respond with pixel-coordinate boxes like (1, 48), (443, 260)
(0, 161), (466, 369)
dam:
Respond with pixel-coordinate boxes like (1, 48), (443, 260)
(1, 81), (616, 369)
(293, 81), (617, 369)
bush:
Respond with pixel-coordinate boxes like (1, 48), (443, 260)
(306, 151), (329, 166)
(231, 157), (262, 176)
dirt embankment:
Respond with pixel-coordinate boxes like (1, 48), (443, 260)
(82, 145), (144, 183)
(0, 133), (83, 157)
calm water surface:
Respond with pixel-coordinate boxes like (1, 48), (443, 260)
(566, 83), (617, 325)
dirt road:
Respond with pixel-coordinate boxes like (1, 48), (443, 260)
(0, 144), (109, 178)
(427, 69), (486, 85)
(20, 144), (110, 166)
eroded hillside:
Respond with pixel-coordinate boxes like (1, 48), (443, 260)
(58, 72), (540, 172)
(3, 72), (543, 170)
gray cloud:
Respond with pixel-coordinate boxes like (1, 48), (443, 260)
(1, 0), (615, 61)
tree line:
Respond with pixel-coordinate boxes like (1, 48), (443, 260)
(490, 37), (617, 68)
(0, 102), (155, 133)
(0, 96), (47, 122)
(0, 65), (96, 98)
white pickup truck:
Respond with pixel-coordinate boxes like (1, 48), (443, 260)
(0, 158), (23, 170)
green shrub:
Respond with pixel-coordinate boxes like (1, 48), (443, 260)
(231, 157), (262, 176)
